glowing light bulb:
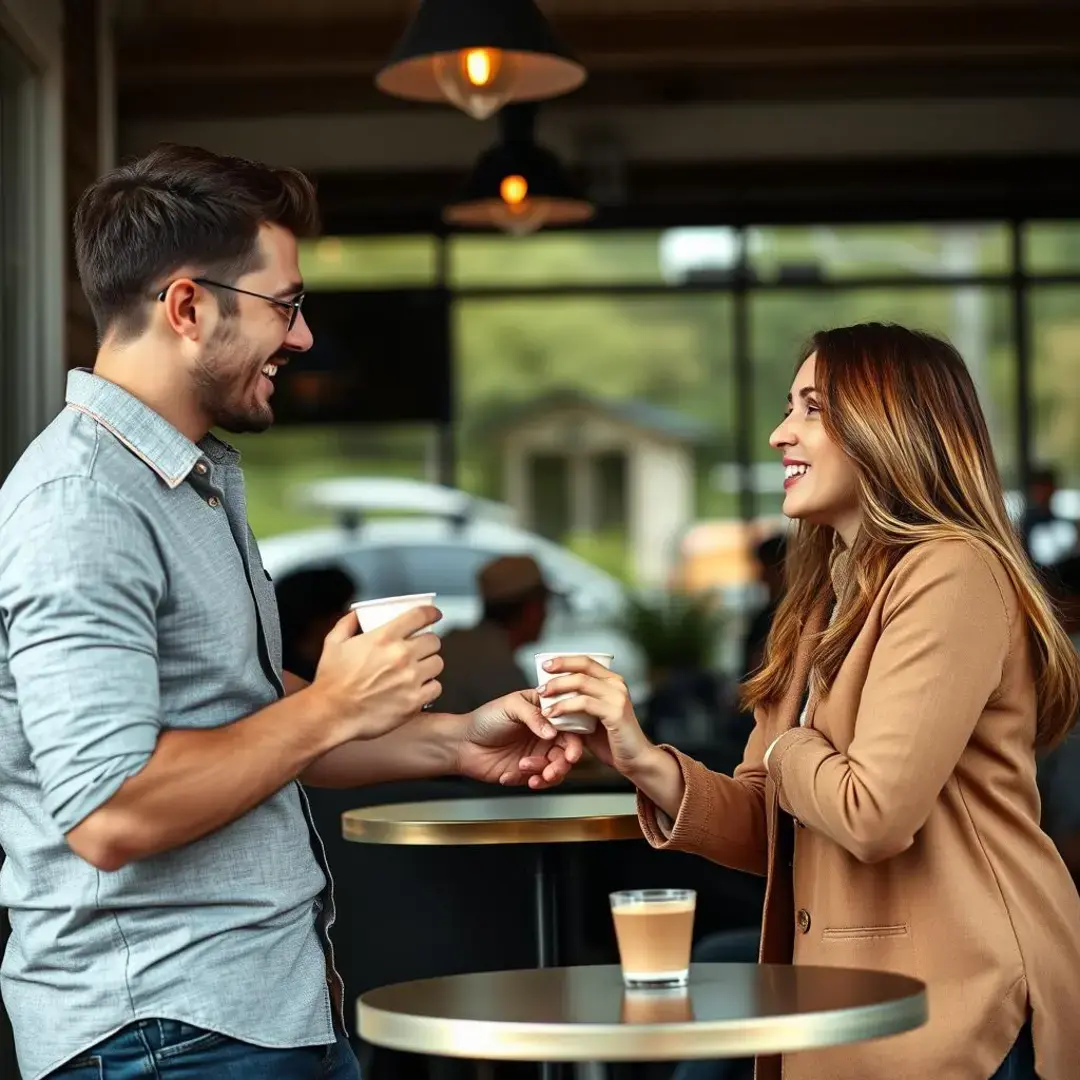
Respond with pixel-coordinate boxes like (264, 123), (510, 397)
(491, 182), (548, 235)
(464, 49), (495, 87)
(500, 175), (529, 206)
(433, 48), (520, 120)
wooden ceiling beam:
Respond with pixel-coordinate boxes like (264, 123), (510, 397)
(115, 5), (1080, 85)
(118, 59), (1080, 121)
(308, 154), (1080, 235)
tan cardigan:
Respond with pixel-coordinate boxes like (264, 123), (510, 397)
(639, 539), (1080, 1080)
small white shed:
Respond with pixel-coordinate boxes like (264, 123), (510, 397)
(493, 391), (710, 587)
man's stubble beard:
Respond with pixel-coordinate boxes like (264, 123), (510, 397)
(194, 320), (276, 436)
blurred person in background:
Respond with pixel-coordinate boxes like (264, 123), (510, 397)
(436, 554), (554, 716)
(534, 324), (1080, 1080)
(1021, 464), (1077, 569)
(1044, 551), (1080, 650)
(1037, 730), (1080, 891)
(742, 533), (788, 679)
(1037, 553), (1080, 889)
(276, 566), (358, 684)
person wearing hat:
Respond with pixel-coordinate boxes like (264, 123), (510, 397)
(435, 554), (554, 716)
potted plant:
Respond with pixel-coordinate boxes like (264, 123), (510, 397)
(617, 591), (733, 744)
(619, 590), (724, 679)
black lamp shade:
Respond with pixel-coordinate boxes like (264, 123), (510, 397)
(376, 0), (586, 106)
(444, 115), (594, 232)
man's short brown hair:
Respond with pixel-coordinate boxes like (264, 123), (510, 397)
(74, 143), (320, 341)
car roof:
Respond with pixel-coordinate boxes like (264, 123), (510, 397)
(258, 517), (626, 600)
(297, 476), (514, 525)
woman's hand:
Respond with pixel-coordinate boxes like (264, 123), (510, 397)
(538, 656), (688, 817)
(537, 656), (653, 777)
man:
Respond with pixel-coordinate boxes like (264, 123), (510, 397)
(276, 566), (359, 684)
(0, 144), (579, 1080)
(436, 554), (554, 715)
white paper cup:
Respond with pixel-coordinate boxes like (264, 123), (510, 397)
(351, 593), (437, 635)
(535, 652), (615, 734)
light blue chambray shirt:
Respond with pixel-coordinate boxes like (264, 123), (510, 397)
(0, 370), (344, 1080)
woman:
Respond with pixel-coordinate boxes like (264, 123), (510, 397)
(530, 324), (1080, 1080)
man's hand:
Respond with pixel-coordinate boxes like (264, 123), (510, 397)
(456, 691), (584, 789)
(311, 604), (444, 743)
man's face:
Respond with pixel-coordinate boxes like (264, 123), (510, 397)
(193, 223), (313, 435)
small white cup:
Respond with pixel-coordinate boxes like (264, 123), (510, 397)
(535, 652), (615, 734)
(351, 593), (437, 635)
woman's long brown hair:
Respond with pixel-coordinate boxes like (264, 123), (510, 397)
(742, 322), (1080, 749)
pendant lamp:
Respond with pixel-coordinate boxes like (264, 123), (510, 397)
(443, 104), (594, 235)
(376, 0), (587, 121)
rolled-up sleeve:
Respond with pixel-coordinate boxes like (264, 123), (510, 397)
(0, 477), (165, 833)
(637, 726), (770, 877)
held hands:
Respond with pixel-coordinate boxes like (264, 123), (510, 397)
(457, 691), (584, 790)
(312, 605), (444, 743)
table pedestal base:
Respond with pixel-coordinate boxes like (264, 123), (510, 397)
(534, 846), (560, 1080)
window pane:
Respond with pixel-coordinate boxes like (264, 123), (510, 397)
(455, 292), (735, 526)
(1031, 287), (1080, 515)
(0, 37), (28, 477)
(229, 425), (435, 540)
(747, 224), (1010, 283)
(749, 287), (1016, 515)
(450, 231), (669, 288)
(455, 291), (739, 668)
(0, 50), (14, 476)
(299, 236), (438, 289)
(1024, 223), (1080, 275)
(455, 293), (735, 574)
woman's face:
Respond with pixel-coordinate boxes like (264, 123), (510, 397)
(769, 353), (863, 546)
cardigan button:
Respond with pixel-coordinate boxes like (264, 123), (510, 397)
(796, 909), (812, 934)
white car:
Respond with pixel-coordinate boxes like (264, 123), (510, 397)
(258, 478), (648, 700)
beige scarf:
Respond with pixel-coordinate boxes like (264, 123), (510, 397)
(798, 542), (851, 726)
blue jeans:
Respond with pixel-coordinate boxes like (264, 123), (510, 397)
(989, 1020), (1036, 1080)
(673, 927), (760, 1080)
(45, 1019), (361, 1079)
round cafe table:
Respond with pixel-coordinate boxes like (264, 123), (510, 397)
(358, 962), (928, 1069)
(343, 793), (642, 1080)
(342, 792), (641, 971)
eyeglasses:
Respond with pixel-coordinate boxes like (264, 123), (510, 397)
(156, 277), (306, 332)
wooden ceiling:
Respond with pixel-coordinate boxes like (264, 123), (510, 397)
(113, 0), (1080, 122)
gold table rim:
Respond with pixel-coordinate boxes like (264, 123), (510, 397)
(341, 793), (642, 846)
(356, 963), (929, 1062)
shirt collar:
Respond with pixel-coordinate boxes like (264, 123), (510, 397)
(65, 368), (239, 488)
